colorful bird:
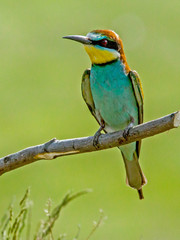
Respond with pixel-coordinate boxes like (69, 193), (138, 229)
(63, 30), (146, 199)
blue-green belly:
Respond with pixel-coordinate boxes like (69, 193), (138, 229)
(90, 60), (139, 160)
(90, 60), (138, 131)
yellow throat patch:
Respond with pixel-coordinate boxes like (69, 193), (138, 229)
(84, 45), (119, 64)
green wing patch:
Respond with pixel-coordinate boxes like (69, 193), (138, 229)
(129, 70), (144, 124)
(129, 70), (144, 157)
(81, 69), (99, 123)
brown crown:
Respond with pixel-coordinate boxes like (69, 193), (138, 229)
(91, 29), (130, 73)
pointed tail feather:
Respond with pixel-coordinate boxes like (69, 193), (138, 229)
(138, 189), (144, 200)
(121, 151), (147, 200)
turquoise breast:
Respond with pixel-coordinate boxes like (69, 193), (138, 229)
(90, 60), (138, 131)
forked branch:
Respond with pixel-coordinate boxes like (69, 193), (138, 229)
(0, 111), (179, 176)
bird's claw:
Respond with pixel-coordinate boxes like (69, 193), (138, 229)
(93, 126), (104, 149)
(93, 136), (100, 149)
(123, 125), (133, 140)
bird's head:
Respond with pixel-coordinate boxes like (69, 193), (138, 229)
(63, 29), (130, 71)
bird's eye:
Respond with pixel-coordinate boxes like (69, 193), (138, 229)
(100, 39), (108, 47)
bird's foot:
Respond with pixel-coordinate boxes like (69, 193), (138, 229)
(93, 124), (105, 149)
(123, 122), (134, 140)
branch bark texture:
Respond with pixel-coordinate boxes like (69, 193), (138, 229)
(0, 111), (179, 176)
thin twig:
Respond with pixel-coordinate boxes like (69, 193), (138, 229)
(0, 111), (179, 176)
(86, 209), (106, 240)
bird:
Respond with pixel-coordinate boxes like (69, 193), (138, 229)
(63, 29), (146, 199)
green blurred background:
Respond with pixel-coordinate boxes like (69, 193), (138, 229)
(0, 0), (180, 239)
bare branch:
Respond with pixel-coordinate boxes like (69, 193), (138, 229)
(0, 111), (179, 176)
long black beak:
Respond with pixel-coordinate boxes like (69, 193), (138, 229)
(63, 35), (92, 44)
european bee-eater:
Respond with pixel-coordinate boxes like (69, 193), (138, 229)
(63, 29), (146, 199)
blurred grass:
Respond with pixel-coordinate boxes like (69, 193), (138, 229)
(0, 188), (104, 240)
(0, 0), (180, 239)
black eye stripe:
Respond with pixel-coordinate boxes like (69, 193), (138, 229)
(91, 40), (119, 51)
